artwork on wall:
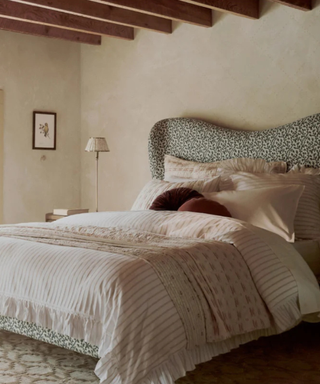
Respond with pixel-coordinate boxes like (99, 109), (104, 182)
(33, 111), (56, 150)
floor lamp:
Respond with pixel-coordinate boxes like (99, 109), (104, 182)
(85, 137), (110, 212)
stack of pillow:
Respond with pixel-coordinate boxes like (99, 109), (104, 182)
(131, 155), (320, 243)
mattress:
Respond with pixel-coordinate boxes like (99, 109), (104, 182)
(293, 240), (320, 278)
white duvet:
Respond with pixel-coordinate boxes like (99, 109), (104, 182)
(0, 210), (319, 384)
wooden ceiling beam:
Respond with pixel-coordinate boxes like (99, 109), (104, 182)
(0, 17), (101, 44)
(0, 0), (133, 40)
(180, 0), (259, 19)
(269, 0), (311, 11)
(92, 0), (213, 27)
(12, 0), (171, 34)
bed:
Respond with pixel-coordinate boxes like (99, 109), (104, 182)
(1, 114), (320, 384)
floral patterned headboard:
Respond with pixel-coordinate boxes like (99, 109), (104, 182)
(148, 113), (320, 179)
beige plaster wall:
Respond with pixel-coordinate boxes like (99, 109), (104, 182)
(80, 0), (320, 212)
(0, 31), (81, 223)
(0, 90), (3, 224)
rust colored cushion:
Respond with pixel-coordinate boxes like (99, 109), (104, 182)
(150, 188), (203, 211)
(178, 197), (232, 217)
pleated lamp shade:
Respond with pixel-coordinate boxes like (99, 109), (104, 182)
(85, 137), (110, 152)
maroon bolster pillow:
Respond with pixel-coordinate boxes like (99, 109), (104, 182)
(150, 188), (203, 211)
(178, 197), (232, 217)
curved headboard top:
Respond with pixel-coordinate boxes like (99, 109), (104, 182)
(148, 113), (320, 179)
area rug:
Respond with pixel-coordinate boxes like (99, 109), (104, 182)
(0, 330), (98, 383)
(0, 323), (319, 383)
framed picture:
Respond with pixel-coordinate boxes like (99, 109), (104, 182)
(33, 111), (56, 150)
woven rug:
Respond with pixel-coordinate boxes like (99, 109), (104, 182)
(0, 331), (98, 383)
(0, 323), (319, 383)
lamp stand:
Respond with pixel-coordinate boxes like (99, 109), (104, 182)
(85, 137), (109, 212)
(95, 151), (99, 212)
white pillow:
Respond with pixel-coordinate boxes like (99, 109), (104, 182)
(164, 155), (287, 181)
(220, 172), (320, 240)
(204, 185), (304, 242)
(131, 178), (220, 211)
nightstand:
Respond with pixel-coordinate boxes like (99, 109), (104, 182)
(45, 213), (65, 222)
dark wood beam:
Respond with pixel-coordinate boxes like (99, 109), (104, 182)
(0, 0), (133, 40)
(0, 17), (101, 44)
(93, 0), (213, 27)
(13, 0), (171, 34)
(269, 0), (311, 11)
(180, 0), (259, 19)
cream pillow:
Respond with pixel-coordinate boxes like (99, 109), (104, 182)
(289, 165), (320, 175)
(204, 185), (304, 242)
(217, 158), (287, 175)
(220, 172), (320, 240)
(131, 178), (220, 211)
(164, 155), (287, 181)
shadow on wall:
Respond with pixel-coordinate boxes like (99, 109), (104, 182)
(260, 0), (320, 16)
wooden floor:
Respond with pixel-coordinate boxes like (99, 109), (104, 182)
(177, 322), (320, 384)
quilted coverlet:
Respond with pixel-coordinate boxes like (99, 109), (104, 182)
(0, 210), (319, 384)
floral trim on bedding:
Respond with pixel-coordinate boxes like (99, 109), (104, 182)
(0, 316), (99, 358)
(148, 114), (320, 179)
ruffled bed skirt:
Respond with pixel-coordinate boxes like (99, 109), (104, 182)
(96, 326), (297, 384)
(0, 293), (303, 384)
(0, 295), (110, 357)
(0, 315), (99, 358)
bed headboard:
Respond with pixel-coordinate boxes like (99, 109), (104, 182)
(148, 113), (320, 179)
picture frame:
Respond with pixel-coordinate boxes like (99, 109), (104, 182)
(33, 111), (56, 150)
